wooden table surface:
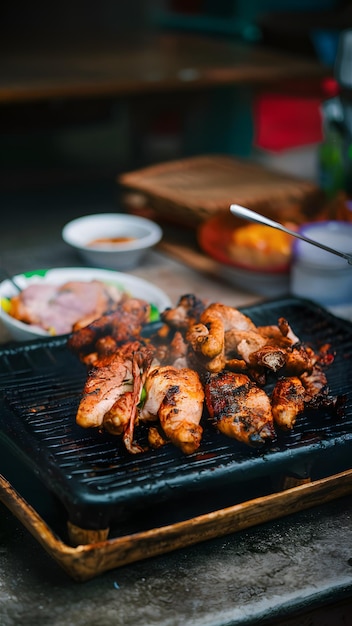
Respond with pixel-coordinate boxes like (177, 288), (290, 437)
(0, 33), (326, 104)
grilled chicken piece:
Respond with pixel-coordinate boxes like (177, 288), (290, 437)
(224, 317), (301, 375)
(248, 345), (287, 373)
(225, 329), (286, 373)
(103, 391), (135, 436)
(168, 330), (188, 364)
(68, 297), (151, 363)
(271, 376), (306, 430)
(284, 346), (315, 376)
(225, 328), (267, 361)
(161, 294), (206, 330)
(187, 303), (257, 372)
(152, 330), (189, 369)
(76, 342), (154, 452)
(258, 318), (300, 346)
(76, 348), (134, 429)
(204, 371), (275, 447)
(300, 364), (328, 400)
(102, 340), (155, 451)
(186, 305), (302, 375)
(139, 366), (204, 454)
(147, 424), (169, 449)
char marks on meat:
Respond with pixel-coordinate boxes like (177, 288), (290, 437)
(69, 294), (340, 454)
(76, 340), (155, 453)
(140, 366), (204, 454)
(271, 376), (306, 430)
(161, 293), (206, 330)
(67, 297), (151, 365)
(204, 371), (276, 447)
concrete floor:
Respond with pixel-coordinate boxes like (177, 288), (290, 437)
(1, 493), (352, 626)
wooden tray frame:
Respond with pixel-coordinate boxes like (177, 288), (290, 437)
(1, 468), (352, 582)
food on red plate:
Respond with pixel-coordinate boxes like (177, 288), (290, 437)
(69, 294), (340, 455)
(197, 212), (297, 273)
(7, 280), (126, 335)
(227, 223), (293, 270)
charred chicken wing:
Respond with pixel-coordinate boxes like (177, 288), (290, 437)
(76, 341), (154, 453)
(204, 371), (276, 447)
(68, 297), (151, 364)
(70, 292), (338, 454)
(161, 294), (206, 330)
(140, 366), (204, 454)
(271, 376), (306, 430)
(187, 303), (257, 372)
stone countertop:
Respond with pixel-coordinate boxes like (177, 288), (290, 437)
(1, 197), (352, 626)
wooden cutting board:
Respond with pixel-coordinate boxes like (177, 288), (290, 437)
(119, 154), (323, 227)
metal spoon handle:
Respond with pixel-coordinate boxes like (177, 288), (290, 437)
(230, 204), (352, 265)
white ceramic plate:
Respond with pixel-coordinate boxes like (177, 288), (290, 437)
(0, 267), (172, 342)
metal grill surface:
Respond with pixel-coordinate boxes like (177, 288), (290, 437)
(0, 298), (351, 529)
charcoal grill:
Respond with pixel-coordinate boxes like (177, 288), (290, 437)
(1, 297), (352, 549)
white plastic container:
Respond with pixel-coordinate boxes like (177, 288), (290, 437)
(290, 221), (352, 307)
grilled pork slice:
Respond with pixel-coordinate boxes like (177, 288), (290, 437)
(139, 366), (204, 454)
(9, 284), (58, 328)
(271, 376), (306, 430)
(204, 371), (275, 447)
(9, 280), (122, 335)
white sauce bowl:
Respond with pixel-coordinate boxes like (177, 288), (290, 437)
(62, 213), (163, 270)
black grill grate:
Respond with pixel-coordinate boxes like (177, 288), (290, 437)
(1, 297), (352, 530)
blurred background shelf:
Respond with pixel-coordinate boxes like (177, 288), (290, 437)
(0, 0), (349, 225)
(0, 31), (327, 197)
